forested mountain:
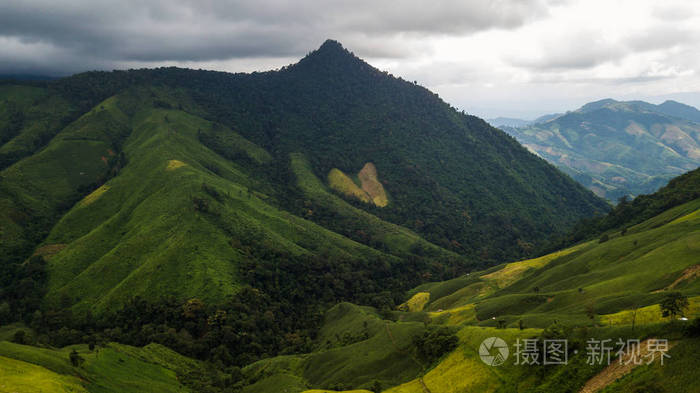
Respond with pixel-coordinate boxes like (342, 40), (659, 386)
(502, 99), (700, 200)
(0, 40), (610, 383)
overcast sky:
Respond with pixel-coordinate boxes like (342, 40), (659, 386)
(2, 0), (699, 118)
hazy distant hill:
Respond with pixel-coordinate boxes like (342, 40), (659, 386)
(488, 113), (562, 129)
(503, 99), (700, 200)
(487, 116), (532, 128)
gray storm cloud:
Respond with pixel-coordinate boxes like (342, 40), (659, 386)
(0, 0), (547, 74)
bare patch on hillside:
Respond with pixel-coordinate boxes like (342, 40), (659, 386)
(579, 339), (675, 393)
(625, 122), (646, 136)
(328, 168), (371, 203)
(327, 162), (388, 207)
(33, 244), (66, 258)
(358, 163), (388, 207)
(166, 159), (186, 171)
(660, 264), (700, 291)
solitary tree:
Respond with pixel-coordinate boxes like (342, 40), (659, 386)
(660, 293), (689, 319)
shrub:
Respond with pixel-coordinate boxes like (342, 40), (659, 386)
(413, 326), (458, 364)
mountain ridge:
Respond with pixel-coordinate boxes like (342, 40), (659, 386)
(503, 98), (700, 200)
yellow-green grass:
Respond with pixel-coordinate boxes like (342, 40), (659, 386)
(600, 295), (700, 326)
(302, 389), (372, 393)
(406, 198), (700, 331)
(165, 159), (186, 170)
(327, 163), (389, 207)
(385, 326), (542, 393)
(242, 373), (307, 393)
(413, 242), (591, 314)
(399, 292), (430, 312)
(484, 200), (698, 318)
(0, 355), (87, 393)
(328, 168), (371, 203)
(0, 341), (192, 393)
(425, 281), (495, 312)
(428, 304), (477, 326)
(78, 185), (110, 207)
(357, 162), (388, 207)
(481, 241), (591, 289)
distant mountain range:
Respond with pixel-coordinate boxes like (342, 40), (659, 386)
(497, 99), (700, 200)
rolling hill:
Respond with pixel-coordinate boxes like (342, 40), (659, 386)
(237, 168), (700, 393)
(502, 99), (700, 200)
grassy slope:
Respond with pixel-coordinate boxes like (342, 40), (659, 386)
(0, 85), (73, 169)
(402, 197), (700, 329)
(374, 197), (700, 392)
(43, 89), (392, 312)
(4, 182), (692, 393)
(0, 90), (124, 263)
(0, 341), (194, 392)
(599, 337), (700, 393)
(0, 355), (87, 393)
(240, 302), (426, 393)
(246, 196), (697, 392)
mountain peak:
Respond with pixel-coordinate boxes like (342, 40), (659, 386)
(290, 39), (371, 75)
(578, 98), (618, 112)
(317, 39), (346, 53)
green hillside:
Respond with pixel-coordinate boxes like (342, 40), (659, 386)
(503, 99), (700, 200)
(0, 340), (228, 392)
(241, 187), (699, 392)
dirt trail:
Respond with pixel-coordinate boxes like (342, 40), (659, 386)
(579, 338), (675, 393)
(657, 264), (700, 292)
